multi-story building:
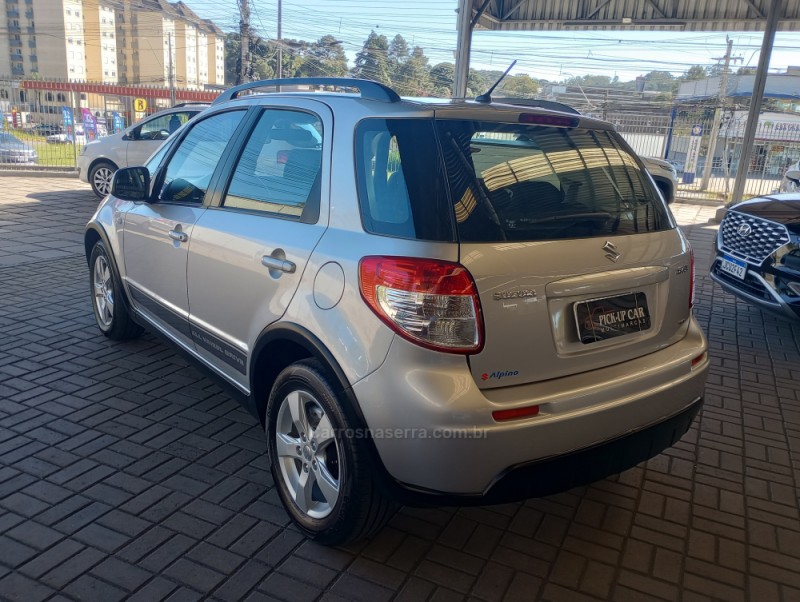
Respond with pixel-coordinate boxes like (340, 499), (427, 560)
(1, 0), (224, 89)
(205, 20), (225, 88)
(83, 1), (119, 83)
(30, 0), (87, 80)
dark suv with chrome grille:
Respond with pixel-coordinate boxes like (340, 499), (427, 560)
(712, 194), (800, 321)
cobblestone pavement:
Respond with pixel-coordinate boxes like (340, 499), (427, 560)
(1, 177), (799, 602)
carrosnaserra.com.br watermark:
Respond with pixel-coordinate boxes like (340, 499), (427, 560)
(318, 427), (488, 440)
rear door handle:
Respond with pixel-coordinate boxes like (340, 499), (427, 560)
(261, 256), (296, 273)
(168, 230), (188, 243)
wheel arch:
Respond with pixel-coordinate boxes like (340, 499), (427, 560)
(84, 224), (135, 314)
(89, 157), (119, 174)
(249, 323), (360, 428)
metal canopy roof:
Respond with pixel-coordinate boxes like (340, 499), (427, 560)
(453, 0), (794, 203)
(472, 0), (800, 32)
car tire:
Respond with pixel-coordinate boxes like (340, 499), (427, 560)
(266, 359), (396, 545)
(89, 161), (117, 198)
(89, 241), (143, 340)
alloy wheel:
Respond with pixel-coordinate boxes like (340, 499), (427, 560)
(93, 255), (114, 328)
(93, 166), (114, 196)
(274, 389), (342, 519)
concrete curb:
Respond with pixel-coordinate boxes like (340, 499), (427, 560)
(0, 170), (79, 179)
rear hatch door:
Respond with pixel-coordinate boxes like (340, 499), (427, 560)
(433, 115), (693, 388)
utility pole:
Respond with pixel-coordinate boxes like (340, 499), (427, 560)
(276, 0), (283, 79)
(700, 37), (739, 191)
(237, 0), (251, 85)
(168, 32), (176, 107)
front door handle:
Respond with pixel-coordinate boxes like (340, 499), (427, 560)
(261, 255), (296, 273)
(168, 229), (188, 243)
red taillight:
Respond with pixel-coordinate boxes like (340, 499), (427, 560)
(689, 245), (696, 310)
(518, 113), (579, 128)
(492, 405), (540, 422)
(691, 352), (706, 368)
(359, 256), (484, 354)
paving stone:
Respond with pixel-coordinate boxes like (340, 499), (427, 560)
(1, 183), (799, 602)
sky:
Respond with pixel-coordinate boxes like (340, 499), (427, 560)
(184, 0), (800, 81)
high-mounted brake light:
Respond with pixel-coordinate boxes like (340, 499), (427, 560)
(518, 113), (579, 128)
(359, 256), (484, 354)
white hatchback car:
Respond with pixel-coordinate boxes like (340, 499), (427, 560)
(78, 104), (206, 197)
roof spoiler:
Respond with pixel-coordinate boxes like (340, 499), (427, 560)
(495, 98), (581, 115)
(213, 78), (401, 105)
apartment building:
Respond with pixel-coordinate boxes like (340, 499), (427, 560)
(83, 1), (118, 82)
(1, 0), (224, 89)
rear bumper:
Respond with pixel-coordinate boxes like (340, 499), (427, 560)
(353, 318), (708, 495)
(395, 395), (702, 506)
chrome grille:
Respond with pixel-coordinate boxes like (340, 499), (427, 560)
(720, 211), (790, 264)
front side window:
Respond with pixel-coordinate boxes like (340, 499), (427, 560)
(158, 110), (244, 204)
(144, 138), (175, 178)
(137, 111), (196, 140)
(222, 109), (323, 221)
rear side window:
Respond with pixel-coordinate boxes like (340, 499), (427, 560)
(437, 120), (670, 242)
(355, 119), (455, 242)
(223, 109), (323, 222)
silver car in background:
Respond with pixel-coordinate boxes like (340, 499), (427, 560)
(780, 161), (800, 193)
(78, 104), (206, 197)
(0, 132), (37, 164)
(85, 78), (708, 544)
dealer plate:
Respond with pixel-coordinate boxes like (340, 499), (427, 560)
(574, 292), (651, 344)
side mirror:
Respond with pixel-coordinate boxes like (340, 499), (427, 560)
(111, 167), (150, 201)
(785, 168), (800, 183)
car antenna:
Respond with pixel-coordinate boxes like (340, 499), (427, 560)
(475, 60), (517, 104)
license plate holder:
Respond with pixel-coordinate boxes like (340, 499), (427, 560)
(574, 292), (651, 344)
(718, 254), (747, 280)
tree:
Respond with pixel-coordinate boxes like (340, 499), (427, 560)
(500, 74), (540, 97)
(430, 62), (455, 95)
(388, 34), (409, 72)
(225, 33), (278, 83)
(352, 31), (392, 85)
(393, 46), (432, 96)
(297, 35), (348, 77)
(682, 65), (707, 81)
(467, 69), (487, 96)
(737, 66), (757, 75)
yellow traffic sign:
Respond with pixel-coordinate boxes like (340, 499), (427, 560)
(134, 98), (147, 112)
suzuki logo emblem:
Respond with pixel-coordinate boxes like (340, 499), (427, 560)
(737, 223), (752, 237)
(602, 240), (621, 263)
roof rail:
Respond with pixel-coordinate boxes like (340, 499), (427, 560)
(494, 98), (581, 115)
(213, 78), (401, 105)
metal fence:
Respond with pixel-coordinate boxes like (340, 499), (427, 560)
(613, 110), (800, 201)
(0, 78), (214, 172)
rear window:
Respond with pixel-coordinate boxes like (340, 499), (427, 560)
(355, 118), (670, 243)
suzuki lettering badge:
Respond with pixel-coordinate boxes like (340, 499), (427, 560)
(737, 223), (752, 237)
